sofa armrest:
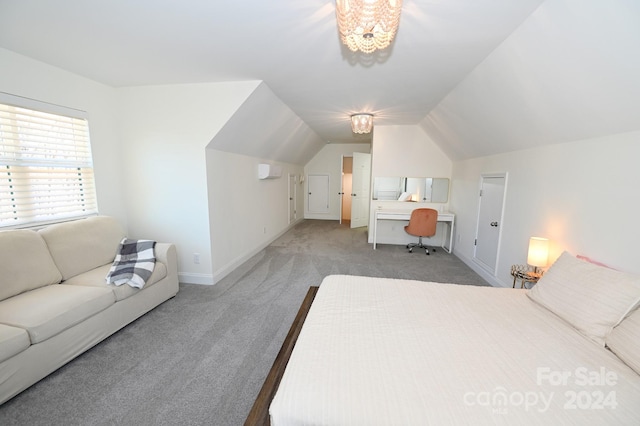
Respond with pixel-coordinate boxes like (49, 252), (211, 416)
(155, 243), (178, 284)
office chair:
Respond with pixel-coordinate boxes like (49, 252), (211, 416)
(404, 208), (438, 255)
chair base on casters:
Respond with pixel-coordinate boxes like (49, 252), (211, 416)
(406, 236), (436, 255)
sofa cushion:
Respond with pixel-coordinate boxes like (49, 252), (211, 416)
(39, 216), (125, 281)
(0, 285), (115, 344)
(0, 230), (62, 301)
(64, 262), (167, 302)
(528, 251), (640, 346)
(0, 324), (30, 363)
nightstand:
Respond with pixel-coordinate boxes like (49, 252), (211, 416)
(511, 265), (542, 289)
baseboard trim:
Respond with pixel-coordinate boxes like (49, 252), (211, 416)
(454, 250), (509, 288)
(212, 218), (304, 285)
(178, 272), (214, 286)
(303, 215), (340, 220)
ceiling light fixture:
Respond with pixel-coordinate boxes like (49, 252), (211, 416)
(336, 0), (403, 54)
(351, 113), (374, 134)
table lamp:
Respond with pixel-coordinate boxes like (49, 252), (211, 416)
(527, 237), (549, 275)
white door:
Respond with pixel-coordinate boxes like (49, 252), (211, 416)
(340, 155), (353, 225)
(288, 174), (297, 223)
(308, 174), (329, 213)
(350, 152), (371, 228)
(474, 174), (507, 274)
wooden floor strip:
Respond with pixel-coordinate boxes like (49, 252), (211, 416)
(244, 286), (319, 426)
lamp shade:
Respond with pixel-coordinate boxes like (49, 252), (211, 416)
(527, 237), (549, 267)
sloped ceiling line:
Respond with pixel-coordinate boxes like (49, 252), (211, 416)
(421, 0), (640, 161)
(206, 82), (326, 166)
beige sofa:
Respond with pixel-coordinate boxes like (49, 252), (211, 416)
(0, 216), (179, 404)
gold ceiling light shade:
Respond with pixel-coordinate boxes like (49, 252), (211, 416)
(351, 113), (374, 134)
(336, 0), (403, 54)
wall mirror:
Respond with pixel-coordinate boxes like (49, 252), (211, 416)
(372, 177), (449, 203)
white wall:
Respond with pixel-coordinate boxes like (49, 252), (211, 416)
(207, 150), (304, 282)
(117, 82), (259, 284)
(451, 131), (640, 287)
(0, 48), (127, 227)
(304, 143), (371, 220)
(205, 82), (322, 283)
(0, 49), (317, 285)
(369, 125), (453, 245)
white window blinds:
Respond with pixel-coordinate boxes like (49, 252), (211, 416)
(0, 94), (98, 228)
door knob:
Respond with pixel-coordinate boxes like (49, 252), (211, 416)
(490, 222), (499, 227)
(352, 193), (356, 196)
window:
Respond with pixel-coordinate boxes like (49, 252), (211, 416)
(0, 93), (98, 228)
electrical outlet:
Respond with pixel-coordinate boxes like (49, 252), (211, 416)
(263, 227), (267, 234)
(193, 253), (200, 264)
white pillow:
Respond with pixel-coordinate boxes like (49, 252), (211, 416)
(606, 307), (640, 375)
(527, 251), (640, 346)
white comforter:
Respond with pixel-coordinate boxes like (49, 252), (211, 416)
(270, 275), (640, 425)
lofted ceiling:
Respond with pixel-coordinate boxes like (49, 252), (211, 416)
(1, 1), (638, 162)
(421, 0), (640, 160)
(0, 0), (544, 145)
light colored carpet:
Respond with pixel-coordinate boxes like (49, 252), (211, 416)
(0, 220), (487, 425)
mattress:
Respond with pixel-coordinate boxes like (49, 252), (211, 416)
(269, 275), (640, 425)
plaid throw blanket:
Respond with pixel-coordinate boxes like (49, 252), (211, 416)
(105, 238), (156, 289)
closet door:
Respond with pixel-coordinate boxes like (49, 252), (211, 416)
(474, 173), (507, 274)
(308, 174), (329, 213)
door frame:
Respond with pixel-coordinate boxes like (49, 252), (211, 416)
(473, 172), (508, 276)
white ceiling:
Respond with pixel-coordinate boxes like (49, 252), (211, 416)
(2, 0), (638, 162)
(0, 0), (545, 146)
(421, 0), (640, 160)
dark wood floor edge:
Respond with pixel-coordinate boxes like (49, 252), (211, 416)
(244, 286), (319, 426)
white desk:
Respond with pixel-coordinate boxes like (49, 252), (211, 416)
(373, 209), (455, 253)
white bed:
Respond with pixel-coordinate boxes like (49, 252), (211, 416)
(269, 254), (640, 425)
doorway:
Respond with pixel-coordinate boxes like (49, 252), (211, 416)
(473, 173), (508, 275)
(339, 153), (371, 228)
(340, 156), (353, 226)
